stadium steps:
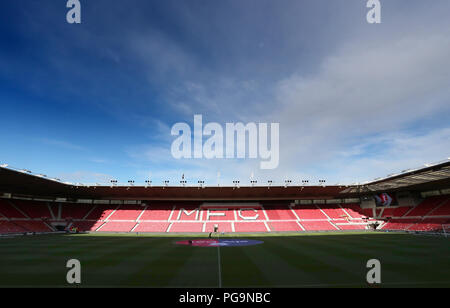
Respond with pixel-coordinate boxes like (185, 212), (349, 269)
(47, 203), (57, 220)
(425, 197), (450, 217)
(95, 222), (108, 232)
(82, 204), (97, 220)
(43, 221), (56, 232)
(8, 201), (30, 219)
(135, 205), (148, 221)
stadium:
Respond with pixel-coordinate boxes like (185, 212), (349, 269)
(1, 0), (450, 293)
(0, 159), (449, 288)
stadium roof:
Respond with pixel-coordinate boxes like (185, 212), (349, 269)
(0, 166), (349, 200)
(0, 159), (449, 201)
(341, 159), (450, 194)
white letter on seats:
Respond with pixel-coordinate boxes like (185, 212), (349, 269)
(177, 208), (199, 220)
(238, 208), (259, 220)
(207, 209), (226, 220)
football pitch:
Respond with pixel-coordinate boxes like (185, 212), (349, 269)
(0, 231), (449, 288)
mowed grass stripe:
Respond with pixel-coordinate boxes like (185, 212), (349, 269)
(117, 239), (197, 287)
(220, 244), (271, 287)
(289, 235), (450, 286)
(237, 237), (322, 287)
(166, 243), (219, 287)
(0, 235), (169, 287)
(0, 233), (449, 287)
(80, 237), (171, 286)
(290, 236), (406, 285)
(262, 237), (365, 286)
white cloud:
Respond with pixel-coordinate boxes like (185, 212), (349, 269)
(125, 4), (450, 184)
(271, 29), (450, 178)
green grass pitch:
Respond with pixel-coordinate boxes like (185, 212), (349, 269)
(0, 232), (449, 288)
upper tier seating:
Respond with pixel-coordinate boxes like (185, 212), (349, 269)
(107, 205), (145, 221)
(404, 196), (447, 217)
(201, 207), (237, 221)
(139, 205), (173, 221)
(13, 200), (53, 219)
(0, 200), (26, 218)
(340, 204), (368, 219)
(299, 220), (337, 231)
(85, 205), (117, 220)
(379, 207), (413, 218)
(427, 199), (450, 216)
(319, 205), (348, 219)
(60, 203), (94, 219)
(264, 206), (298, 220)
(293, 205), (328, 220)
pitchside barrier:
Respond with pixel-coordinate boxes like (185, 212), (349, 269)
(0, 231), (66, 237)
(377, 229), (450, 237)
(82, 229), (376, 236)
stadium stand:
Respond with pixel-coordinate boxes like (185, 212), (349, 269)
(292, 205), (328, 220)
(0, 221), (26, 233)
(71, 221), (105, 232)
(0, 195), (449, 234)
(13, 200), (53, 219)
(300, 220), (337, 231)
(98, 221), (138, 232)
(169, 222), (204, 232)
(138, 204), (173, 221)
(269, 221), (303, 232)
(234, 221), (268, 232)
(380, 195), (450, 232)
(0, 199), (27, 218)
(60, 203), (95, 220)
(404, 196), (447, 217)
(319, 205), (348, 219)
(134, 222), (170, 232)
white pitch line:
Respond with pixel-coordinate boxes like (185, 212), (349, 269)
(217, 240), (222, 288)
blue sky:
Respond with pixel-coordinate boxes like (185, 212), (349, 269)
(0, 0), (449, 186)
